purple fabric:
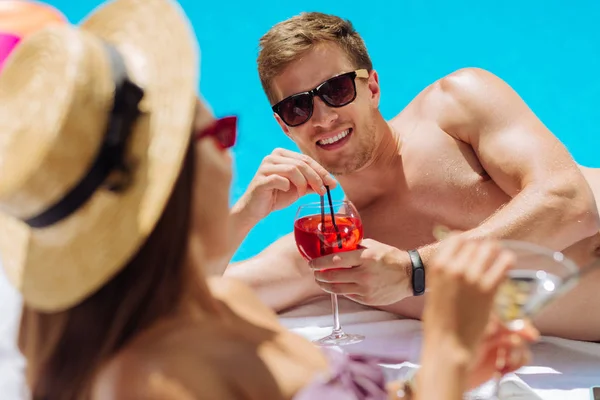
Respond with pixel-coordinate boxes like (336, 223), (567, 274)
(0, 33), (21, 71)
(293, 349), (389, 400)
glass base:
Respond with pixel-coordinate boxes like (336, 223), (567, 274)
(313, 331), (364, 346)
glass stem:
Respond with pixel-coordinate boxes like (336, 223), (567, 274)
(331, 294), (342, 335)
(491, 346), (507, 398)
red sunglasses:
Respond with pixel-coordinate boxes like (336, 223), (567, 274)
(195, 115), (237, 149)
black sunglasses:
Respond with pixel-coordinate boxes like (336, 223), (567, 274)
(272, 69), (369, 127)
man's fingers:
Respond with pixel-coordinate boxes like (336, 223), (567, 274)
(267, 155), (329, 195)
(309, 250), (364, 270)
(314, 266), (361, 283)
(260, 163), (308, 196)
(316, 281), (364, 296)
(259, 174), (291, 193)
(271, 148), (337, 188)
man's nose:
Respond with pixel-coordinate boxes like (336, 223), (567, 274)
(311, 96), (339, 128)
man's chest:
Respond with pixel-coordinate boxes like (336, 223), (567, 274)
(357, 159), (510, 251)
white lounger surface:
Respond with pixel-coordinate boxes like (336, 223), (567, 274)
(280, 296), (600, 400)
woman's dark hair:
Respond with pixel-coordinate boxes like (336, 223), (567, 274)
(18, 139), (209, 400)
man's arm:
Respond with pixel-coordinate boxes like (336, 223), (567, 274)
(207, 146), (336, 279)
(385, 68), (600, 340)
(370, 68), (600, 329)
(224, 233), (322, 312)
(418, 67), (599, 262)
(202, 203), (262, 277)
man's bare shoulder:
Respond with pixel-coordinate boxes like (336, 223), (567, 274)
(431, 68), (508, 102)
(396, 68), (523, 139)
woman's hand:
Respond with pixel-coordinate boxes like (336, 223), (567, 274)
(467, 317), (539, 389)
(422, 235), (516, 353)
(415, 235), (540, 399)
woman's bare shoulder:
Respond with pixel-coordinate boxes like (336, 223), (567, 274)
(91, 323), (284, 400)
(91, 350), (235, 399)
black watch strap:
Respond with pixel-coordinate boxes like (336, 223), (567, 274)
(408, 249), (425, 296)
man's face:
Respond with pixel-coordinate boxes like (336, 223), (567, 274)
(270, 42), (380, 175)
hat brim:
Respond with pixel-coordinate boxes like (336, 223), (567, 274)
(0, 0), (198, 312)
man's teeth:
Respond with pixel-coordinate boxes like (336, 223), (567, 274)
(318, 129), (350, 145)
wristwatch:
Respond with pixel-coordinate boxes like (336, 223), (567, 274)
(407, 249), (425, 296)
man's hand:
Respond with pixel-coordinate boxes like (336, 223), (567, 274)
(232, 148), (337, 226)
(220, 149), (335, 277)
(309, 239), (413, 305)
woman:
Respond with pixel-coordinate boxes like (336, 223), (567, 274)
(0, 0), (536, 399)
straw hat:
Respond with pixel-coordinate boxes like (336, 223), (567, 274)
(0, 0), (199, 312)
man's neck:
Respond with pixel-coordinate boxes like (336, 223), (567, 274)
(337, 118), (404, 209)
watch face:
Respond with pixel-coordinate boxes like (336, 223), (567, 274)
(408, 250), (425, 295)
(413, 267), (425, 294)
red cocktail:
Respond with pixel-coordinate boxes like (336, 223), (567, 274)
(294, 215), (363, 261)
(294, 199), (365, 346)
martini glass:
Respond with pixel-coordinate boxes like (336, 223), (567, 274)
(294, 197), (364, 346)
(486, 239), (580, 398)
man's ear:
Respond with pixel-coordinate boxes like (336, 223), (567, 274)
(367, 70), (381, 108)
(274, 112), (291, 137)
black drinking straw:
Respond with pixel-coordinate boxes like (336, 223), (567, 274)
(320, 194), (325, 256)
(325, 185), (343, 249)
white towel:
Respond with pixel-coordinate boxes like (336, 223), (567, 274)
(280, 296), (600, 400)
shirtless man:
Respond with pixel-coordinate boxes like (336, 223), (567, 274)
(224, 12), (600, 341)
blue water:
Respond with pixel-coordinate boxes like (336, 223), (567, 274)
(46, 0), (600, 261)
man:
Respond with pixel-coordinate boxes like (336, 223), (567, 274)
(224, 12), (600, 341)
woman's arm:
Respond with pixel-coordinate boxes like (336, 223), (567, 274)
(413, 336), (470, 400)
(385, 236), (538, 399)
(386, 337), (469, 400)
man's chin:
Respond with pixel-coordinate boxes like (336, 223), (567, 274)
(306, 148), (368, 175)
(314, 159), (345, 175)
(321, 165), (354, 177)
(324, 158), (371, 177)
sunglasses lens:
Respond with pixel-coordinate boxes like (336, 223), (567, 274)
(278, 93), (312, 126)
(213, 116), (237, 149)
(319, 73), (356, 107)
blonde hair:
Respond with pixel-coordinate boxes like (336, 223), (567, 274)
(257, 12), (373, 104)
